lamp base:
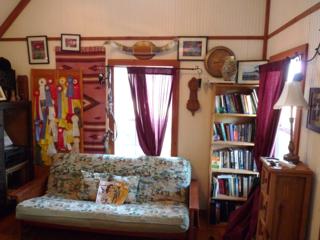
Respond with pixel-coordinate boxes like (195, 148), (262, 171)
(284, 153), (300, 165)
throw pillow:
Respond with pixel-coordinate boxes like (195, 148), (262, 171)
(110, 175), (140, 203)
(96, 180), (129, 205)
(77, 171), (110, 201)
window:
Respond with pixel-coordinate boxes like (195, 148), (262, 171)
(113, 66), (172, 157)
(273, 56), (302, 159)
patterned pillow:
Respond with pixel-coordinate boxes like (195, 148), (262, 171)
(96, 180), (129, 205)
(77, 171), (110, 201)
(111, 175), (140, 203)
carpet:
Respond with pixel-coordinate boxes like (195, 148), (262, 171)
(55, 46), (106, 153)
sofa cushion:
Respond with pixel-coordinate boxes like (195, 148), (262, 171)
(77, 171), (110, 201)
(111, 175), (139, 203)
(47, 153), (191, 203)
(16, 195), (189, 233)
(96, 180), (128, 205)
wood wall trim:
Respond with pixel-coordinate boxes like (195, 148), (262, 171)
(107, 59), (179, 156)
(262, 0), (271, 59)
(207, 36), (264, 40)
(0, 35), (264, 42)
(268, 2), (320, 39)
(0, 0), (31, 38)
(269, 44), (308, 155)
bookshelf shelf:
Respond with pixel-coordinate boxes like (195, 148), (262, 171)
(208, 83), (258, 226)
(212, 168), (259, 175)
(215, 113), (257, 118)
(212, 194), (247, 202)
(213, 141), (255, 147)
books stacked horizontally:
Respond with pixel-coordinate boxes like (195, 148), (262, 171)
(215, 89), (258, 114)
(213, 122), (255, 142)
(211, 148), (257, 171)
(212, 175), (255, 198)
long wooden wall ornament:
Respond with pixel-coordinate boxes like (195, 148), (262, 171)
(31, 69), (83, 166)
(186, 77), (200, 116)
(105, 40), (177, 60)
(0, 0), (31, 38)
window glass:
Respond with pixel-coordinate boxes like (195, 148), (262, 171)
(113, 67), (172, 157)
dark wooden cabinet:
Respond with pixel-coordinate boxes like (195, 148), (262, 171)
(257, 158), (312, 240)
(0, 101), (33, 210)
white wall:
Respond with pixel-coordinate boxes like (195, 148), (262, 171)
(0, 0), (266, 208)
(0, 0), (20, 25)
(268, 1), (320, 239)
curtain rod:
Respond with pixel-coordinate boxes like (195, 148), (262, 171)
(105, 65), (202, 72)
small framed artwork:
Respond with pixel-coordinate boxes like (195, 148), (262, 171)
(178, 37), (207, 61)
(0, 86), (7, 101)
(237, 60), (268, 84)
(26, 36), (49, 64)
(61, 34), (81, 52)
(307, 88), (320, 133)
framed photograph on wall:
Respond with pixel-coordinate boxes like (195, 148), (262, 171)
(177, 37), (207, 61)
(0, 86), (6, 101)
(61, 34), (81, 52)
(307, 88), (320, 133)
(26, 36), (49, 64)
(237, 60), (268, 84)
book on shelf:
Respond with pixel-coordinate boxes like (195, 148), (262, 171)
(210, 201), (243, 224)
(213, 122), (255, 143)
(214, 89), (258, 114)
(212, 175), (255, 198)
(211, 148), (257, 171)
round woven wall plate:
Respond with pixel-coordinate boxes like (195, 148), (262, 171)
(204, 46), (235, 78)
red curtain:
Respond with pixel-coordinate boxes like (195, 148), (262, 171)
(223, 59), (290, 240)
(127, 67), (176, 156)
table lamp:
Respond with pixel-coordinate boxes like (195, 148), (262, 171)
(273, 73), (308, 164)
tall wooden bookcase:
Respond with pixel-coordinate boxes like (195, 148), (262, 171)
(208, 83), (259, 236)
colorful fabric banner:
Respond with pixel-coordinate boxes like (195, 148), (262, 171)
(55, 47), (106, 153)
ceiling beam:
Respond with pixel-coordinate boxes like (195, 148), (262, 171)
(0, 0), (31, 38)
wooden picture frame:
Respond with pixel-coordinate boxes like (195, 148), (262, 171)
(177, 37), (207, 61)
(307, 88), (320, 133)
(237, 60), (268, 84)
(0, 86), (6, 101)
(61, 34), (81, 52)
(26, 36), (49, 64)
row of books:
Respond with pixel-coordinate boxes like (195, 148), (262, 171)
(213, 122), (255, 142)
(215, 89), (258, 114)
(209, 201), (242, 224)
(212, 175), (255, 198)
(211, 148), (257, 171)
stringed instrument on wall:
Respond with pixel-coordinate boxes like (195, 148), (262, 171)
(186, 77), (200, 116)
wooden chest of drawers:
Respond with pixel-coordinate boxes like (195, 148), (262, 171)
(256, 158), (312, 240)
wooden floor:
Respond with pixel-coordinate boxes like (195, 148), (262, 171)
(0, 211), (225, 240)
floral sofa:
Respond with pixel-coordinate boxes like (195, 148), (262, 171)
(14, 153), (199, 240)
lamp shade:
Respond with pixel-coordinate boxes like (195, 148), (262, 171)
(274, 81), (309, 109)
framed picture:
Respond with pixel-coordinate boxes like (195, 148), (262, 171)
(237, 60), (268, 84)
(26, 36), (49, 64)
(0, 86), (6, 101)
(61, 34), (81, 52)
(307, 88), (320, 133)
(177, 37), (207, 61)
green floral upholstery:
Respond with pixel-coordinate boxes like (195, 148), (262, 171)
(16, 195), (189, 233)
(47, 153), (191, 203)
